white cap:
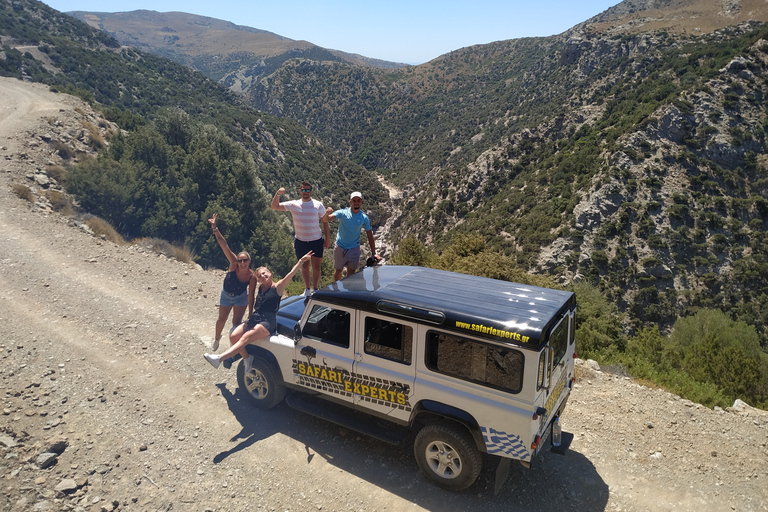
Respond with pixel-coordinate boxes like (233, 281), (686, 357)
(350, 191), (363, 200)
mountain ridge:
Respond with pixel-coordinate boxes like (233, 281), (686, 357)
(66, 8), (408, 85)
(578, 0), (768, 35)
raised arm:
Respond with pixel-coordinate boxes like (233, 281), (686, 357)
(271, 187), (287, 211)
(208, 213), (238, 270)
(275, 252), (314, 296)
(322, 206), (336, 223)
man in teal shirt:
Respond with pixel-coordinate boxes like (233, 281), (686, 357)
(324, 192), (383, 281)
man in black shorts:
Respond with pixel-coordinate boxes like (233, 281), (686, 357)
(271, 182), (330, 296)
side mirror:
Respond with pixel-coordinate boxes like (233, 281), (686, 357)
(293, 322), (302, 344)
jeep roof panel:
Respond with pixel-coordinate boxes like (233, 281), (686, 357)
(311, 266), (575, 350)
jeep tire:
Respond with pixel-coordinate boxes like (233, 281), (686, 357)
(237, 356), (286, 409)
(414, 423), (482, 491)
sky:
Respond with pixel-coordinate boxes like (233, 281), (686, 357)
(43, 0), (621, 64)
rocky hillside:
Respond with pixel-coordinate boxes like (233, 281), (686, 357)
(582, 0), (768, 35)
(241, 7), (768, 334)
(536, 25), (768, 324)
(1, 77), (767, 512)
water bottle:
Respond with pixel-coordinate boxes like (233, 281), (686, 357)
(552, 417), (562, 447)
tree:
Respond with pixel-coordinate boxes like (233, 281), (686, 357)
(390, 236), (435, 267)
(66, 111), (295, 269)
(570, 281), (626, 359)
(666, 309), (768, 405)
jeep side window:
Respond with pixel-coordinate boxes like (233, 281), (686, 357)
(303, 305), (350, 348)
(425, 331), (523, 393)
(537, 351), (547, 390)
(363, 317), (413, 364)
(549, 316), (568, 367)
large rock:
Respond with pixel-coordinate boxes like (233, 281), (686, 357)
(35, 452), (57, 469)
(54, 478), (78, 493)
(43, 434), (68, 454)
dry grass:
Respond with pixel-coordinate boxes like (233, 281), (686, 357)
(50, 140), (74, 160)
(75, 151), (95, 163)
(171, 244), (197, 264)
(79, 120), (107, 150)
(12, 183), (34, 202)
(84, 216), (126, 245)
(132, 237), (197, 264)
(45, 189), (74, 215)
(45, 164), (67, 184)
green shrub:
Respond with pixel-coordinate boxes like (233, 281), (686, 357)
(390, 236), (437, 267)
(591, 250), (609, 265)
(570, 281), (626, 359)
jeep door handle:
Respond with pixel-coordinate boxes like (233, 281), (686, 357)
(300, 346), (316, 358)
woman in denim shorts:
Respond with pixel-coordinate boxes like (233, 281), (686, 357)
(209, 213), (256, 350)
(204, 251), (313, 373)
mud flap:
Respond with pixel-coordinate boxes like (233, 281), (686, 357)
(494, 457), (511, 495)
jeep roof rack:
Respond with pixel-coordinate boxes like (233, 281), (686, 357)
(312, 266), (575, 350)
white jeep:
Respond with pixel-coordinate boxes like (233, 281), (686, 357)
(237, 265), (576, 491)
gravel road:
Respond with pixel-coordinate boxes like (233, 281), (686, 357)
(1, 76), (767, 512)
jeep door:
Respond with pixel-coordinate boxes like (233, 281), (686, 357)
(352, 313), (417, 422)
(533, 307), (576, 452)
(293, 302), (357, 405)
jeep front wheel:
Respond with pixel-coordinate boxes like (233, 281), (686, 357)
(413, 423), (482, 491)
(237, 356), (286, 409)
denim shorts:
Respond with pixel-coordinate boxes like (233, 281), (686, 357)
(219, 288), (248, 308)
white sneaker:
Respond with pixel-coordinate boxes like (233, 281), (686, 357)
(244, 355), (254, 373)
(212, 335), (221, 351)
(203, 353), (221, 369)
(301, 288), (311, 297)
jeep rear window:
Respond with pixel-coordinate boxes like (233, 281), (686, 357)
(425, 332), (523, 394)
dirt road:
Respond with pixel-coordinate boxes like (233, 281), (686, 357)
(1, 76), (766, 512)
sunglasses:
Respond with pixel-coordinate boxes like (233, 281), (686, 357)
(301, 189), (312, 193)
(237, 258), (250, 263)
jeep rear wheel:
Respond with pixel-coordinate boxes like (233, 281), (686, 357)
(414, 423), (482, 491)
(237, 356), (286, 409)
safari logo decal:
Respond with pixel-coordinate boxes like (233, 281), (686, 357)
(544, 373), (567, 421)
(292, 360), (412, 411)
(454, 321), (531, 343)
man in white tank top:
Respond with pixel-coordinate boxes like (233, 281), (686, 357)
(271, 182), (330, 296)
